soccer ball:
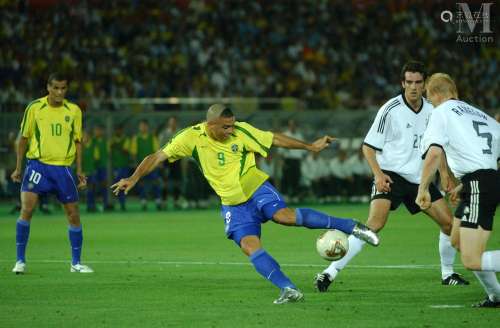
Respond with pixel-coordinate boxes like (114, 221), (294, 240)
(316, 230), (349, 261)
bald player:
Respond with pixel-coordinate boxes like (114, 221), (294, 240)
(111, 104), (380, 304)
(417, 73), (500, 307)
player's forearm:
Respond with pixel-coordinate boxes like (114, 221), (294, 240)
(130, 151), (166, 182)
(362, 145), (383, 177)
(419, 146), (442, 190)
(437, 153), (450, 177)
(273, 133), (311, 151)
(75, 141), (83, 173)
(15, 137), (28, 170)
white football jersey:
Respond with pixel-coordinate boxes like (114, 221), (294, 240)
(364, 94), (433, 183)
(421, 99), (500, 179)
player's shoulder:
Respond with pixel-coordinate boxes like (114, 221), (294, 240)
(172, 123), (205, 140)
(24, 97), (46, 111)
(378, 95), (403, 113)
(422, 97), (433, 109)
(63, 99), (82, 113)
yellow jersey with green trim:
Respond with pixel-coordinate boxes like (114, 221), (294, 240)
(162, 121), (274, 205)
(20, 96), (82, 166)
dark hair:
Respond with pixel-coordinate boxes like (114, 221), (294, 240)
(400, 61), (427, 81)
(220, 107), (234, 118)
(47, 72), (69, 85)
(139, 119), (149, 125)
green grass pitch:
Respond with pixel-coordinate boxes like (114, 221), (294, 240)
(0, 203), (498, 327)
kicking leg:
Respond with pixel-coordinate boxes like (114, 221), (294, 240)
(315, 199), (390, 292)
(273, 207), (379, 246)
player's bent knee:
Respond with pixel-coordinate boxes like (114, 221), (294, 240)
(240, 236), (261, 256)
(460, 253), (481, 271)
(440, 223), (452, 235)
(451, 236), (460, 251)
(273, 208), (295, 226)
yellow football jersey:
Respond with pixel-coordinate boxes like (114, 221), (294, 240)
(162, 121), (274, 205)
(20, 96), (82, 166)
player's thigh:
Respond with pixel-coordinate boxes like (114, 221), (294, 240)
(20, 191), (39, 220)
(62, 202), (81, 227)
(422, 198), (453, 234)
(240, 235), (262, 256)
(459, 226), (490, 270)
(450, 217), (461, 250)
(366, 198), (391, 232)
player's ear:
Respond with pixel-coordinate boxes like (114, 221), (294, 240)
(401, 80), (405, 89)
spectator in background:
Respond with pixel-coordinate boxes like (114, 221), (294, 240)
(257, 154), (276, 186)
(158, 117), (182, 209)
(0, 2), (497, 113)
(346, 148), (372, 202)
(278, 119), (306, 202)
(82, 130), (98, 212)
(92, 125), (111, 211)
(301, 152), (330, 203)
(110, 125), (130, 211)
(129, 120), (161, 211)
(328, 149), (353, 201)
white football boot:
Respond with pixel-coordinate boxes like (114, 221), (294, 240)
(70, 263), (94, 273)
(12, 261), (26, 274)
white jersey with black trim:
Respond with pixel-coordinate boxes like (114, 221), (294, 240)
(363, 94), (433, 184)
(421, 99), (500, 179)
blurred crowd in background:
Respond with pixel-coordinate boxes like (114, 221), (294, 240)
(1, 0), (498, 212)
(2, 117), (372, 213)
(1, 0), (498, 112)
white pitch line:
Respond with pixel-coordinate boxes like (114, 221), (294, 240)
(429, 305), (465, 309)
(0, 259), (440, 269)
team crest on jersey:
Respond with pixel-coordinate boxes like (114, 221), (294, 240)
(65, 116), (70, 122)
(231, 144), (238, 153)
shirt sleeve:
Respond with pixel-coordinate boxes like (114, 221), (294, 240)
(20, 103), (36, 138)
(235, 122), (274, 157)
(161, 128), (194, 162)
(363, 105), (391, 151)
(129, 136), (137, 156)
(73, 106), (82, 142)
(153, 136), (159, 150)
(421, 108), (448, 158)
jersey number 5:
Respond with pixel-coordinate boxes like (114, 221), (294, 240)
(472, 121), (492, 154)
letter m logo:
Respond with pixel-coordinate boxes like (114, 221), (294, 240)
(457, 3), (493, 33)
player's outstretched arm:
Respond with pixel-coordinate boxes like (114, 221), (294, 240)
(11, 136), (28, 183)
(272, 133), (335, 153)
(111, 150), (168, 195)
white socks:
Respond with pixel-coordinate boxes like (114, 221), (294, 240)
(481, 251), (500, 271)
(473, 271), (500, 301)
(323, 235), (366, 278)
(438, 231), (456, 279)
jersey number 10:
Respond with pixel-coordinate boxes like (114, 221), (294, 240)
(51, 123), (62, 136)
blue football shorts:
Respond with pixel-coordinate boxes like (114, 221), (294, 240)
(220, 181), (287, 246)
(21, 159), (79, 203)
